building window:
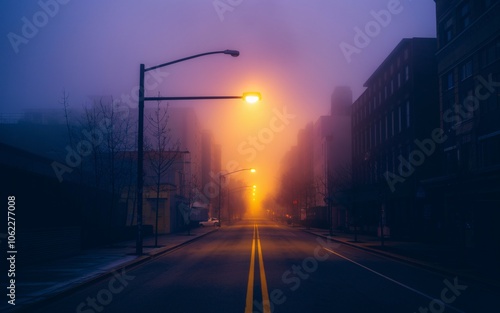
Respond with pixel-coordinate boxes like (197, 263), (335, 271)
(398, 106), (402, 133)
(446, 71), (454, 90)
(385, 115), (389, 139)
(445, 17), (454, 43)
(391, 111), (395, 136)
(405, 65), (409, 81)
(391, 79), (394, 94)
(379, 119), (382, 143)
(461, 59), (473, 80)
(459, 2), (472, 31)
(479, 135), (500, 168)
(481, 44), (496, 68)
(384, 86), (387, 100)
(481, 0), (493, 11)
(406, 101), (410, 128)
(404, 48), (409, 60)
(397, 72), (401, 88)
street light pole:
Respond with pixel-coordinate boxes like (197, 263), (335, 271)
(227, 185), (252, 224)
(135, 50), (260, 255)
(136, 64), (145, 255)
(217, 168), (255, 227)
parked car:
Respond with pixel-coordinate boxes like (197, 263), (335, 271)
(199, 217), (220, 227)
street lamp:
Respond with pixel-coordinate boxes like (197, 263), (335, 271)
(136, 50), (260, 255)
(218, 168), (255, 226)
(227, 185), (253, 223)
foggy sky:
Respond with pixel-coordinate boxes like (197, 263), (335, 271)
(0, 0), (436, 199)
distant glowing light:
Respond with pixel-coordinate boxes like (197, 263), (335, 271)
(243, 92), (261, 104)
(250, 168), (256, 173)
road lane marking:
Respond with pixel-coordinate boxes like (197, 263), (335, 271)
(245, 225), (256, 313)
(245, 224), (271, 313)
(256, 225), (271, 313)
(323, 248), (466, 313)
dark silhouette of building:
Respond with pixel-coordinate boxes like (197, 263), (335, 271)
(313, 87), (353, 230)
(351, 37), (439, 239)
(423, 1), (500, 265)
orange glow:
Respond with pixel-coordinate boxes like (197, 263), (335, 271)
(243, 92), (261, 104)
(250, 168), (256, 173)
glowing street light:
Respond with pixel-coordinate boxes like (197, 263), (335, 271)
(135, 50), (261, 255)
(218, 168), (255, 226)
(243, 92), (262, 104)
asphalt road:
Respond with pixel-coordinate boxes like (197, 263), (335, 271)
(27, 218), (498, 313)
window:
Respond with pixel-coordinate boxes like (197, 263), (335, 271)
(446, 71), (454, 90)
(459, 2), (471, 31)
(391, 79), (394, 94)
(461, 59), (472, 80)
(391, 111), (395, 136)
(385, 115), (389, 139)
(379, 119), (382, 143)
(481, 0), (493, 11)
(406, 101), (410, 128)
(481, 44), (496, 68)
(441, 17), (455, 45)
(398, 106), (402, 132)
(397, 72), (401, 88)
(405, 65), (409, 81)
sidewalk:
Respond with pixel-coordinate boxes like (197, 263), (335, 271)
(4, 226), (219, 313)
(296, 225), (500, 290)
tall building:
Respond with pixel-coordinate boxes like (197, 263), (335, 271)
(351, 38), (439, 239)
(425, 1), (500, 262)
(200, 130), (221, 217)
(313, 86), (352, 230)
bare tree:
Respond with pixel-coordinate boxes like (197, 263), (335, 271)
(145, 98), (180, 246)
(79, 98), (134, 243)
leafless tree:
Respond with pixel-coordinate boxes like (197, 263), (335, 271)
(145, 98), (180, 246)
(79, 97), (134, 242)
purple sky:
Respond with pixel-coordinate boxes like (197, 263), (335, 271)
(0, 0), (436, 197)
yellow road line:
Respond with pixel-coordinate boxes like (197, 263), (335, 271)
(244, 225), (256, 313)
(256, 225), (271, 313)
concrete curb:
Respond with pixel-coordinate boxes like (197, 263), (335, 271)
(300, 228), (500, 291)
(12, 228), (219, 313)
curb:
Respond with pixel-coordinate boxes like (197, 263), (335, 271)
(12, 228), (219, 313)
(300, 228), (500, 291)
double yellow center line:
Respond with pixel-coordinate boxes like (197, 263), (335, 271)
(245, 224), (271, 313)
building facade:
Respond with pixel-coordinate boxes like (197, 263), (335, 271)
(352, 37), (439, 239)
(425, 0), (500, 264)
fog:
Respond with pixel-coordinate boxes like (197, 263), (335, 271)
(0, 0), (436, 201)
